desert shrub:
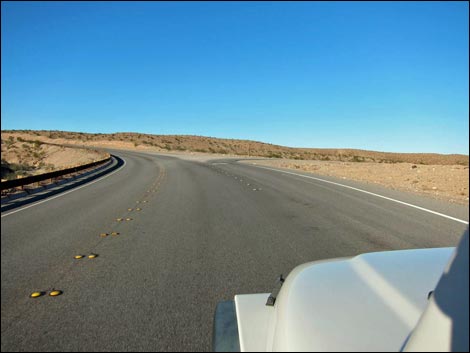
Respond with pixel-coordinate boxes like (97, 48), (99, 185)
(267, 152), (282, 158)
(9, 163), (34, 173)
(352, 155), (364, 162)
(4, 136), (15, 148)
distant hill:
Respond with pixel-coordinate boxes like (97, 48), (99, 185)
(2, 130), (468, 166)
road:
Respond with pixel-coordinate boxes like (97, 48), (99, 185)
(1, 150), (468, 351)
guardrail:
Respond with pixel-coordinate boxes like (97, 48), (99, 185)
(1, 156), (112, 191)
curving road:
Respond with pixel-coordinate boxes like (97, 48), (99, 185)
(1, 150), (468, 351)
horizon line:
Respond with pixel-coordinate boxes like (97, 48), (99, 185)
(1, 128), (469, 157)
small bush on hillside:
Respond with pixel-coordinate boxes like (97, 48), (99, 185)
(351, 155), (365, 162)
(267, 152), (282, 158)
(4, 137), (15, 148)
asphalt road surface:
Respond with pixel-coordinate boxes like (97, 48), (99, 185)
(2, 150), (468, 351)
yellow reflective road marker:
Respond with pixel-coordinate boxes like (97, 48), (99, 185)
(128, 208), (133, 211)
(49, 290), (63, 297)
(100, 233), (109, 237)
(136, 208), (142, 211)
(142, 201), (148, 203)
(74, 255), (85, 259)
(30, 291), (45, 298)
(88, 254), (98, 259)
(116, 218), (124, 222)
(111, 232), (119, 236)
(126, 218), (133, 221)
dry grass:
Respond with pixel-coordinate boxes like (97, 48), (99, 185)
(1, 134), (107, 180)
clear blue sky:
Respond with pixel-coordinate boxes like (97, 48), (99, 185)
(1, 1), (469, 154)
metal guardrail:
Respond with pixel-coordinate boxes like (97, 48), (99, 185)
(1, 156), (112, 191)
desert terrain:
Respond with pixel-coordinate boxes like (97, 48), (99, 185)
(2, 130), (468, 165)
(1, 130), (468, 204)
(241, 159), (469, 205)
(1, 134), (108, 180)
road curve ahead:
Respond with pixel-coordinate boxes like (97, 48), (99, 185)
(1, 150), (468, 351)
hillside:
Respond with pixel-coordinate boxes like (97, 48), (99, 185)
(2, 130), (468, 166)
(1, 134), (108, 180)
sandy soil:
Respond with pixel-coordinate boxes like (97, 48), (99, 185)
(1, 137), (108, 179)
(241, 159), (469, 205)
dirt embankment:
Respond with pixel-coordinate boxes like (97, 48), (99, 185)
(1, 135), (108, 180)
(243, 159), (469, 205)
(2, 130), (468, 166)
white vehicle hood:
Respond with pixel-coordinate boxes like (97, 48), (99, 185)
(236, 247), (455, 352)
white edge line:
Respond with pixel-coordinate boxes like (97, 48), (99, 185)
(1, 157), (126, 218)
(251, 165), (469, 225)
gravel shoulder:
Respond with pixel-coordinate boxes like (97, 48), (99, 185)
(240, 159), (469, 205)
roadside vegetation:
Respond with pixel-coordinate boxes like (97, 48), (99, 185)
(2, 130), (468, 166)
(1, 134), (107, 180)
